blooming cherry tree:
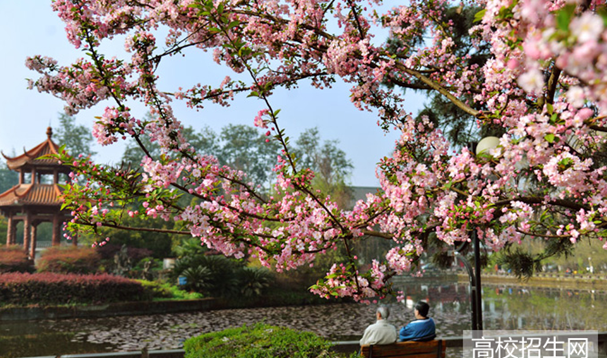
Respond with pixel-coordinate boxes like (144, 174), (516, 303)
(28, 0), (607, 301)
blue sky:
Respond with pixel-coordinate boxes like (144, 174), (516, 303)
(0, 2), (427, 187)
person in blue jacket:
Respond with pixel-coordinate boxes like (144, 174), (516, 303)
(399, 301), (436, 342)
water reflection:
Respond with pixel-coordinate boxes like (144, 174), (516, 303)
(395, 278), (607, 333)
(0, 320), (116, 357)
(1, 278), (606, 357)
(481, 285), (607, 331)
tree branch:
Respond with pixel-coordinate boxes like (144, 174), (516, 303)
(345, 0), (365, 38)
(80, 221), (191, 235)
(495, 196), (589, 211)
(539, 64), (561, 108)
(362, 230), (394, 239)
(395, 63), (483, 119)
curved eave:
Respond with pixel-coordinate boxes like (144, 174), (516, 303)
(0, 184), (64, 208)
(3, 138), (62, 171)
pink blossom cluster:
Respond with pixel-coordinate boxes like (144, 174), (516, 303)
(33, 0), (607, 301)
(93, 106), (139, 145)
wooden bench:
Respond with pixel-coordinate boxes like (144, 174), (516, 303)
(360, 340), (446, 358)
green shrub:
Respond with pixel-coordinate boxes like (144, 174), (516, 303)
(172, 238), (275, 300)
(0, 246), (34, 273)
(237, 267), (274, 298)
(37, 246), (101, 274)
(172, 254), (241, 298)
(133, 257), (162, 271)
(138, 280), (203, 300)
(184, 323), (348, 358)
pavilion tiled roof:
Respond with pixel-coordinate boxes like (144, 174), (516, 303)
(1, 127), (66, 171)
(0, 183), (63, 207)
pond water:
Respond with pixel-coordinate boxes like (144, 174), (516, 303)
(1, 277), (606, 357)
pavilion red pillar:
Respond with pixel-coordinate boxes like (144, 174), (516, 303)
(6, 214), (15, 245)
(29, 223), (38, 259)
(23, 214), (31, 256)
(52, 214), (61, 246)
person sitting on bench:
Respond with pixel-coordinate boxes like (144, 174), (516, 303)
(360, 305), (398, 346)
(399, 301), (436, 342)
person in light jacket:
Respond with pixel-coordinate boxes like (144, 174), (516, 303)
(360, 305), (398, 346)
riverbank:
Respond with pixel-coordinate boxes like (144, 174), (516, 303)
(458, 272), (607, 290)
(0, 299), (219, 322)
(0, 293), (350, 322)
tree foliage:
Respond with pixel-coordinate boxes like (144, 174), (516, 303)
(27, 0), (607, 301)
(54, 113), (96, 157)
(218, 124), (281, 187)
(0, 160), (18, 194)
(294, 128), (353, 185)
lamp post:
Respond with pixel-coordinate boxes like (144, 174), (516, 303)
(454, 136), (500, 332)
(452, 230), (483, 332)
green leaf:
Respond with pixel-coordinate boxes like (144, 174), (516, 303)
(598, 7), (607, 27)
(497, 5), (514, 19)
(545, 133), (555, 143)
(546, 103), (554, 115)
(227, 21), (240, 30)
(474, 9), (486, 23)
(556, 4), (576, 32)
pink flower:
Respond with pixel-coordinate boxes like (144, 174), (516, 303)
(567, 86), (585, 108)
(253, 109), (268, 128)
(517, 68), (544, 94)
(571, 12), (604, 44)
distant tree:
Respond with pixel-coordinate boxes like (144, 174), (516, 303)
(54, 113), (96, 157)
(93, 214), (176, 259)
(125, 123), (351, 194)
(0, 159), (18, 193)
(218, 124), (281, 188)
(293, 128), (353, 208)
(294, 128), (353, 185)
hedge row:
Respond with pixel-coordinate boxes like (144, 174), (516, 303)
(0, 246), (34, 274)
(37, 246), (101, 274)
(0, 272), (146, 305)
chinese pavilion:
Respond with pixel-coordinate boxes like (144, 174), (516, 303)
(0, 127), (74, 258)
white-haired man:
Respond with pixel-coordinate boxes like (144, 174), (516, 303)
(360, 305), (398, 346)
